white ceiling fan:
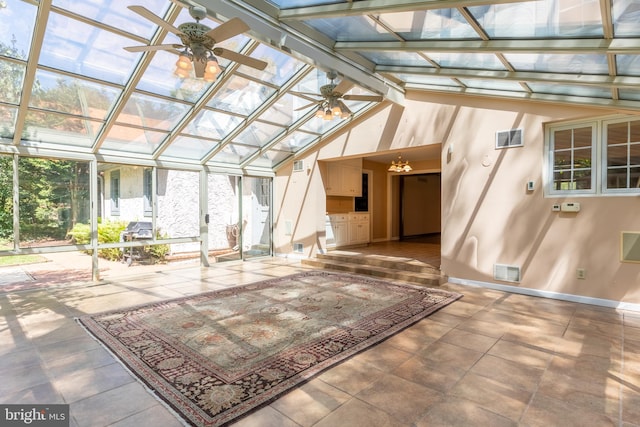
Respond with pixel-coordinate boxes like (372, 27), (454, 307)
(293, 71), (384, 119)
(124, 5), (267, 80)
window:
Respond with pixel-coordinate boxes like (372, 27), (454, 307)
(549, 124), (595, 192)
(110, 170), (120, 215)
(546, 116), (640, 196)
(143, 167), (153, 216)
(605, 119), (640, 190)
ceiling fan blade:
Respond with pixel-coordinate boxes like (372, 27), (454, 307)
(343, 94), (384, 102)
(124, 43), (183, 53)
(295, 101), (321, 111)
(205, 17), (249, 43)
(332, 79), (353, 96)
(128, 5), (183, 36)
(213, 48), (267, 70)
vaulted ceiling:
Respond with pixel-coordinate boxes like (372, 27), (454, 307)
(1, 0), (639, 173)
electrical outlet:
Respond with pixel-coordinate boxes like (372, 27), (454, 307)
(576, 268), (586, 279)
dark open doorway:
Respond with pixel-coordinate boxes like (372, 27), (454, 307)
(399, 173), (441, 242)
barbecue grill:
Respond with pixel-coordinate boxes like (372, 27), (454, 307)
(120, 221), (153, 266)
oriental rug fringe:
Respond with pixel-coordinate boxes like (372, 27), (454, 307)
(77, 271), (462, 426)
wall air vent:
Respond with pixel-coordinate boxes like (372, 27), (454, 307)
(293, 160), (304, 172)
(621, 232), (640, 263)
(293, 243), (304, 253)
(494, 264), (521, 283)
(496, 129), (523, 149)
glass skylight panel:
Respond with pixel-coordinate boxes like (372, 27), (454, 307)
(236, 44), (305, 86)
(233, 121), (284, 148)
(617, 55), (640, 76)
(612, 0), (640, 36)
(504, 53), (609, 74)
(457, 78), (526, 92)
(267, 0), (343, 8)
(619, 89), (640, 102)
(397, 74), (461, 87)
(427, 52), (506, 71)
(29, 69), (119, 120)
(208, 143), (253, 165)
(358, 51), (433, 67)
(0, 59), (25, 104)
(270, 131), (318, 153)
(528, 82), (612, 98)
(0, 105), (17, 141)
(101, 125), (168, 154)
(136, 50), (212, 102)
(467, 0), (603, 38)
(23, 110), (102, 147)
(303, 16), (397, 42)
(116, 92), (190, 131)
(379, 9), (479, 40)
(39, 11), (140, 85)
(52, 0), (170, 39)
(183, 109), (243, 140)
(160, 135), (219, 161)
(258, 149), (290, 168)
(207, 76), (275, 116)
(258, 93), (308, 125)
(0, 0), (37, 60)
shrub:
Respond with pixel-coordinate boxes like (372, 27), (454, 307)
(68, 221), (169, 263)
(68, 220), (127, 261)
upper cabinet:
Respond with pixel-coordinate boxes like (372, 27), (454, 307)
(324, 159), (362, 197)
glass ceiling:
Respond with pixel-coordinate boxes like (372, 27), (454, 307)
(1, 0), (639, 172)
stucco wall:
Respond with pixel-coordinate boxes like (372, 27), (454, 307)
(274, 91), (640, 306)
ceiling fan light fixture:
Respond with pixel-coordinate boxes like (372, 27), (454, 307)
(315, 105), (325, 118)
(174, 66), (191, 79)
(323, 108), (333, 121)
(175, 51), (193, 70)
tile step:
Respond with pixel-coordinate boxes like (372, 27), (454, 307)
(301, 257), (446, 287)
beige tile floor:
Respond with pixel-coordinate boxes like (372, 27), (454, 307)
(1, 245), (639, 427)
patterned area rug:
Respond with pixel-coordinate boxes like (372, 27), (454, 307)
(78, 271), (462, 426)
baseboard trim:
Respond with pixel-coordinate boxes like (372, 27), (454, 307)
(448, 277), (640, 313)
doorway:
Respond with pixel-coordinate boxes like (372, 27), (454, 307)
(399, 173), (441, 242)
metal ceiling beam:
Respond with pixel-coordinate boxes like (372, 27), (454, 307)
(191, 0), (405, 105)
(278, 0), (534, 20)
(405, 83), (640, 112)
(13, 0), (52, 146)
(335, 38), (640, 54)
(377, 65), (640, 89)
(201, 64), (315, 165)
(151, 40), (265, 162)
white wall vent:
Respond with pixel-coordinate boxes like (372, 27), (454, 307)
(293, 243), (304, 253)
(496, 129), (523, 148)
(494, 264), (521, 283)
(293, 160), (304, 172)
(621, 232), (640, 263)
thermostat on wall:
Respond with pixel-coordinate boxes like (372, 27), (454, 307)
(561, 202), (580, 212)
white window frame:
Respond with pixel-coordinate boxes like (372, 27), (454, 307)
(601, 116), (640, 194)
(544, 115), (640, 197)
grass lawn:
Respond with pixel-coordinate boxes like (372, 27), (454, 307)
(0, 242), (48, 267)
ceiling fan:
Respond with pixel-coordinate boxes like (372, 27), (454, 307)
(294, 71), (384, 120)
(124, 5), (267, 81)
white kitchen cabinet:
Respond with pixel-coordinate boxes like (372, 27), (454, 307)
(349, 213), (370, 245)
(325, 162), (362, 196)
(326, 213), (369, 248)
